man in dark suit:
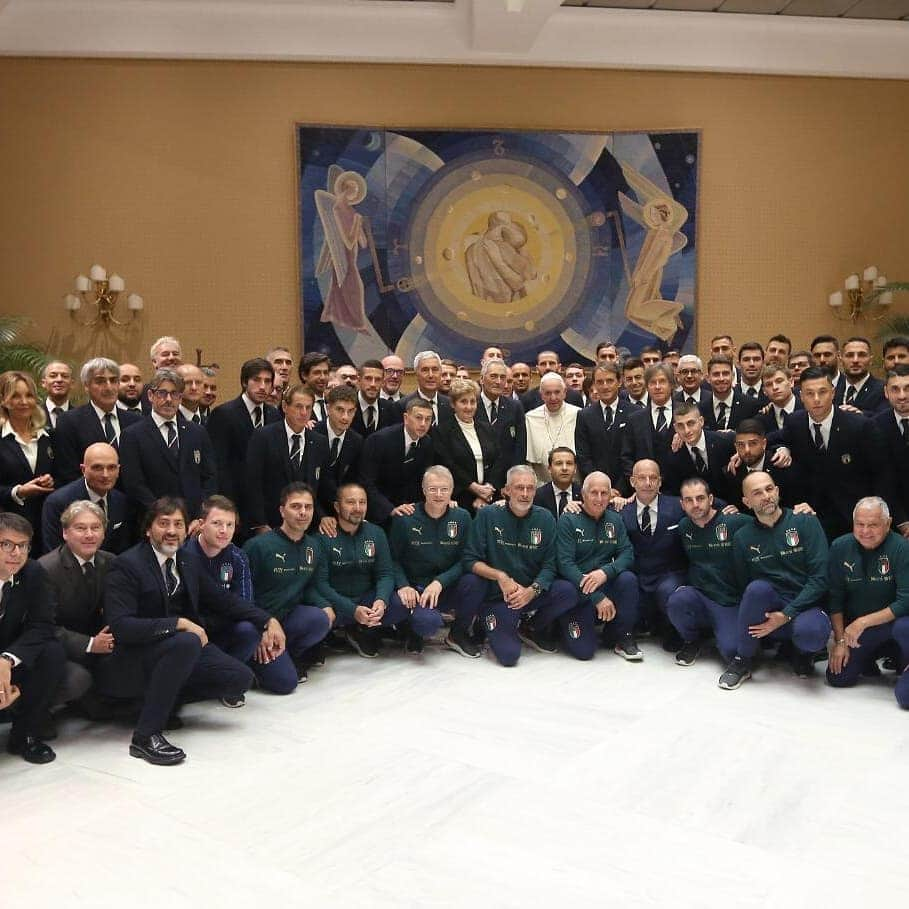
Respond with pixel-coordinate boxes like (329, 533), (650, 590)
(475, 357), (526, 469)
(700, 355), (760, 432)
(206, 357), (281, 522)
(360, 398), (435, 526)
(874, 365), (909, 533)
(520, 349), (584, 411)
(351, 359), (397, 438)
(104, 497), (285, 765)
(312, 384), (362, 491)
(840, 336), (886, 413)
(41, 442), (132, 555)
(775, 366), (894, 540)
(575, 362), (633, 490)
(672, 354), (711, 408)
(737, 341), (768, 405)
(757, 364), (802, 433)
(0, 513), (66, 764)
(399, 350), (452, 426)
(729, 419), (801, 512)
(117, 363), (145, 414)
(533, 447), (581, 519)
(811, 334), (847, 402)
(663, 401), (736, 500)
(38, 501), (115, 716)
(53, 357), (142, 484)
(620, 459), (687, 642)
(246, 384), (331, 532)
(40, 360), (74, 430)
(620, 362), (677, 485)
(119, 369), (218, 521)
(299, 351), (331, 424)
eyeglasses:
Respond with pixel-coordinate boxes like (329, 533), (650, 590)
(425, 487), (453, 495)
(384, 368), (405, 376)
(152, 389), (183, 399)
(0, 539), (30, 554)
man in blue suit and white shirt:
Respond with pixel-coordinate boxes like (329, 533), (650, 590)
(41, 442), (132, 555)
(119, 369), (218, 521)
(575, 362), (633, 492)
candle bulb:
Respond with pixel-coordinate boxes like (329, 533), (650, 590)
(126, 293), (144, 311)
(74, 275), (91, 292)
(863, 266), (878, 282)
(63, 294), (81, 311)
(828, 291), (844, 308)
(879, 291), (894, 306)
(845, 274), (860, 291)
(875, 275), (888, 287)
(108, 274), (125, 292)
(89, 264), (107, 281)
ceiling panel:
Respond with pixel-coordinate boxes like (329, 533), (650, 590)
(779, 0), (856, 15)
(717, 0), (789, 12)
(654, 1), (723, 10)
(842, 0), (909, 18)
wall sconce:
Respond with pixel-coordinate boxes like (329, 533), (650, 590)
(828, 265), (893, 322)
(64, 264), (144, 327)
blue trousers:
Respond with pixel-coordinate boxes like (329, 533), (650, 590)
(584, 570), (639, 647)
(897, 670), (909, 709)
(736, 580), (831, 663)
(214, 606), (330, 695)
(637, 570), (686, 624)
(335, 590), (410, 630)
(388, 576), (478, 638)
(827, 616), (909, 689)
(478, 579), (580, 667)
(667, 586), (739, 663)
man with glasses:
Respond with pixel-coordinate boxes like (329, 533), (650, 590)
(0, 513), (66, 764)
(119, 369), (217, 520)
(380, 355), (406, 403)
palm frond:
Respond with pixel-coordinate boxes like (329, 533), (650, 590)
(0, 315), (32, 347)
(0, 344), (51, 376)
(874, 283), (909, 339)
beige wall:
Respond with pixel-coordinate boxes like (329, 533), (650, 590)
(1, 57), (907, 390)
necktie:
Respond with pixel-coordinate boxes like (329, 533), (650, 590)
(490, 401), (498, 425)
(165, 420), (178, 451)
(0, 579), (10, 621)
(602, 405), (613, 430)
(192, 412), (200, 424)
(329, 435), (341, 466)
(692, 447), (707, 474)
(48, 406), (58, 429)
(636, 400), (646, 410)
(845, 385), (856, 405)
(813, 422), (825, 451)
(97, 497), (107, 518)
(686, 396), (696, 405)
(431, 402), (437, 425)
(253, 405), (263, 428)
(716, 401), (728, 430)
(290, 433), (302, 466)
(103, 412), (116, 444)
(405, 440), (417, 462)
(163, 557), (178, 597)
(902, 419), (909, 443)
(655, 406), (667, 433)
(776, 408), (784, 430)
(640, 506), (652, 536)
(315, 400), (326, 423)
(366, 405), (376, 433)
(747, 387), (757, 398)
(82, 561), (97, 601)
(558, 490), (568, 516)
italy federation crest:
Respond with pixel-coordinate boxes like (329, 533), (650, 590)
(193, 449), (201, 465)
(604, 523), (616, 541)
(219, 562), (233, 587)
(530, 528), (542, 546)
(363, 539), (375, 558)
(785, 528), (799, 547)
(880, 556), (890, 576)
(305, 546), (314, 565)
(485, 613), (497, 632)
(447, 521), (459, 539)
(715, 523), (728, 543)
(568, 621), (581, 640)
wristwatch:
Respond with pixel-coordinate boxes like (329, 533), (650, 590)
(530, 582), (542, 599)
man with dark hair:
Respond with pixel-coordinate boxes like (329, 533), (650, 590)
(243, 483), (333, 688)
(299, 351), (331, 423)
(117, 363), (145, 414)
(105, 497), (285, 764)
(119, 368), (218, 520)
(533, 447), (581, 519)
(664, 401), (735, 500)
(575, 361), (632, 489)
(206, 357), (280, 520)
(0, 513), (66, 764)
(246, 384), (331, 531)
(520, 350), (584, 410)
(666, 477), (751, 669)
(41, 441), (132, 555)
(439, 359), (458, 396)
(620, 362), (676, 482)
(874, 364), (909, 535)
(774, 365), (893, 539)
(737, 341), (767, 404)
(509, 362), (532, 397)
(788, 350), (812, 387)
(809, 334), (844, 397)
(730, 418), (800, 511)
(352, 359), (397, 438)
(720, 472), (831, 689)
(621, 357), (647, 408)
(313, 384), (362, 490)
(360, 397), (435, 526)
(765, 335), (792, 368)
(882, 336), (909, 370)
(840, 336), (885, 412)
(758, 364), (801, 433)
(313, 482), (406, 658)
(266, 346), (294, 403)
(700, 355), (760, 432)
(595, 340), (618, 363)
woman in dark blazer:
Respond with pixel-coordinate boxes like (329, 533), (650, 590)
(0, 370), (56, 551)
(434, 378), (506, 514)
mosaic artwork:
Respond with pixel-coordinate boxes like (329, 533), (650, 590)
(298, 127), (699, 366)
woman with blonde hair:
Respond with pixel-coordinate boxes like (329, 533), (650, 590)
(0, 370), (55, 550)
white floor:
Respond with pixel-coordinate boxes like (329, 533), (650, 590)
(5, 638), (907, 909)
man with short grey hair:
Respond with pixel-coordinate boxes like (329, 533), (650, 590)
(400, 350), (451, 425)
(54, 357), (142, 484)
(475, 357), (526, 469)
(149, 336), (183, 370)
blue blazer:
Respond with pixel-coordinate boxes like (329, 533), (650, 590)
(836, 375), (886, 413)
(698, 390), (760, 433)
(620, 494), (687, 589)
(312, 421), (363, 490)
(533, 481), (581, 520)
(0, 430), (55, 549)
(360, 425), (435, 525)
(40, 477), (133, 555)
(0, 561), (58, 667)
(52, 404), (141, 484)
(474, 395), (526, 469)
(662, 430), (736, 500)
(574, 401), (634, 491)
(350, 397), (397, 439)
(119, 414), (217, 519)
(874, 409), (909, 527)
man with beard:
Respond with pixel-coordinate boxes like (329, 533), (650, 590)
(117, 363), (145, 415)
(351, 360), (397, 439)
(840, 336), (885, 413)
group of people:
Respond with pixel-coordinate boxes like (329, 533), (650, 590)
(1, 331), (908, 767)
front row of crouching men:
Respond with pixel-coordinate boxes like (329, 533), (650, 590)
(2, 462), (908, 766)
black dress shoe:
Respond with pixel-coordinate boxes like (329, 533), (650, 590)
(7, 734), (56, 764)
(129, 732), (186, 766)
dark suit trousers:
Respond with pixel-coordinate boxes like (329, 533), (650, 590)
(134, 632), (254, 736)
(3, 639), (66, 737)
